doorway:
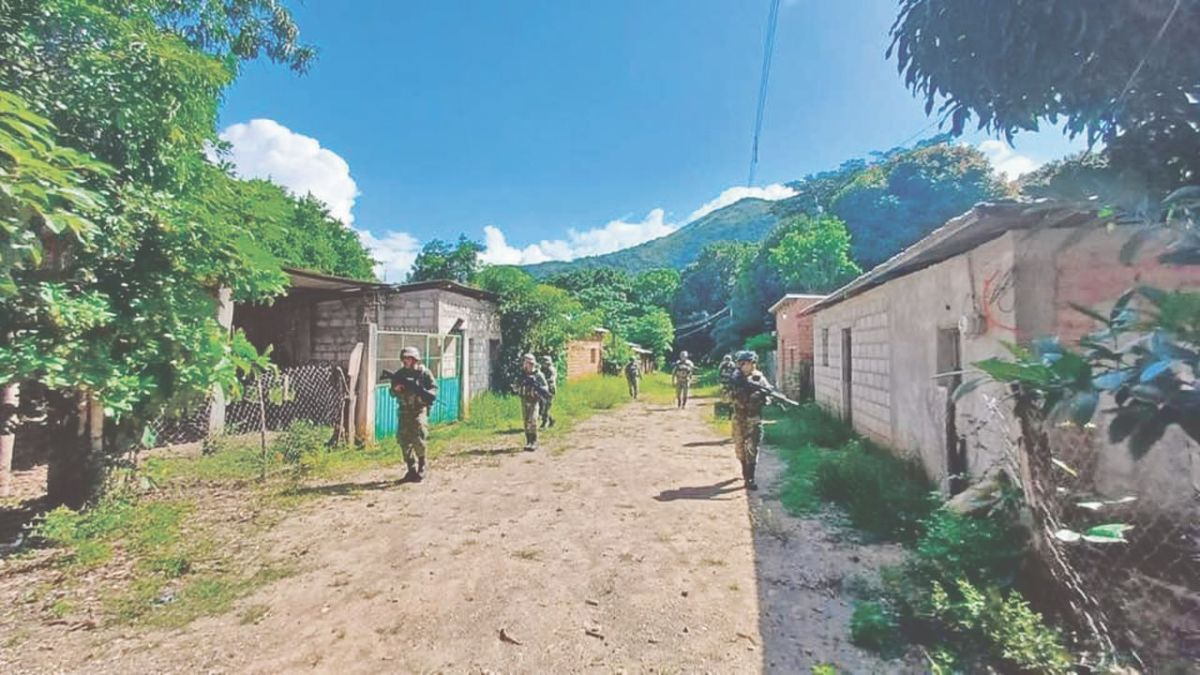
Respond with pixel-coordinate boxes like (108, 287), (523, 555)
(938, 327), (967, 494)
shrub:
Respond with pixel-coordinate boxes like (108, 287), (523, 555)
(927, 579), (1073, 674)
(850, 600), (904, 656)
(270, 420), (331, 465)
(812, 439), (935, 543)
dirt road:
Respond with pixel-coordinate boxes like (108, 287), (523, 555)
(19, 399), (901, 673)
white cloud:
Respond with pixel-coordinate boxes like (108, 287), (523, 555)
(480, 209), (677, 266)
(357, 229), (421, 283)
(685, 183), (797, 223)
(978, 140), (1041, 180)
(218, 118), (360, 225)
(480, 183), (798, 266)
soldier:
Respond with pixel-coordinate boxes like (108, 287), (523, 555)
(671, 350), (695, 409)
(624, 357), (641, 399)
(539, 355), (558, 428)
(718, 354), (737, 391)
(513, 353), (550, 451)
(387, 346), (438, 482)
(729, 350), (771, 490)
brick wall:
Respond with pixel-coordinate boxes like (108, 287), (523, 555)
(311, 296), (367, 366)
(566, 337), (604, 380)
(772, 296), (823, 397)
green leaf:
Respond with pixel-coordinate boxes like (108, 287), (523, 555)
(1053, 529), (1081, 543)
(1082, 523), (1133, 543)
(974, 358), (1053, 385)
(1068, 302), (1109, 327)
(1065, 391), (1099, 426)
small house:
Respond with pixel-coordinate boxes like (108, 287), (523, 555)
(803, 201), (1200, 509)
(768, 294), (825, 399)
(566, 328), (608, 380)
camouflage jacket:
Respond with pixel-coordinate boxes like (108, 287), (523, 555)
(624, 362), (641, 380)
(540, 364), (558, 394)
(389, 364), (437, 413)
(672, 359), (695, 384)
(730, 369), (771, 417)
(515, 369), (550, 402)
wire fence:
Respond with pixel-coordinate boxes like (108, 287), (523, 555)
(145, 362), (347, 449)
(1009, 396), (1200, 671)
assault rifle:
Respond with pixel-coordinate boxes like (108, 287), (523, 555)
(382, 370), (437, 406)
(518, 373), (553, 402)
(737, 373), (799, 408)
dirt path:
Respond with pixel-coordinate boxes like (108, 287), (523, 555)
(15, 399), (903, 674)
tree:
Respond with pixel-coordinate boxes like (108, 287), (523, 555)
(767, 214), (861, 293)
(672, 241), (756, 359)
(548, 267), (636, 336)
(474, 266), (597, 389)
(0, 0), (317, 503)
(627, 309), (675, 364)
(889, 0), (1200, 192)
(829, 144), (1006, 267)
(632, 268), (681, 310)
(407, 235), (484, 283)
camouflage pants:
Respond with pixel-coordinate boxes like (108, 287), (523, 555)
(397, 408), (429, 467)
(675, 381), (690, 407)
(539, 394), (554, 425)
(731, 414), (763, 472)
(627, 378), (639, 398)
(521, 398), (540, 439)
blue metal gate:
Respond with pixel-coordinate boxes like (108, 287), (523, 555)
(374, 331), (463, 441)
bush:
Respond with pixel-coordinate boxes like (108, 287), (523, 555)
(269, 420), (331, 465)
(926, 579), (1073, 674)
(850, 600), (904, 656)
(812, 439), (935, 543)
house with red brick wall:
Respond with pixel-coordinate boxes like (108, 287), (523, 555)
(803, 201), (1200, 510)
(566, 328), (608, 380)
(768, 294), (825, 399)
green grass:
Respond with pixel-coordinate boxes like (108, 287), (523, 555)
(639, 370), (721, 405)
(764, 404), (935, 543)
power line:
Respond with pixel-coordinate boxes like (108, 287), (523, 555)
(748, 0), (782, 187)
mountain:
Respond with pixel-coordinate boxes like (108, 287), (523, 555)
(523, 198), (782, 277)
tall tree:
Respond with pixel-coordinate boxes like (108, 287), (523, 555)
(407, 235), (484, 283)
(631, 268), (681, 310)
(889, 0), (1200, 192)
(0, 0), (317, 503)
(767, 214), (861, 293)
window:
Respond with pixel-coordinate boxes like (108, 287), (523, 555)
(821, 328), (830, 366)
(590, 348), (597, 364)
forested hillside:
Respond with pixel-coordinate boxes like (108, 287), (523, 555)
(523, 198), (781, 277)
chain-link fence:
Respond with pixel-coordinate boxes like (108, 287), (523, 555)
(1009, 396), (1199, 670)
(145, 362), (347, 449)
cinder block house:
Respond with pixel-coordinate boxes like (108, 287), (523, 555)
(232, 268), (502, 440)
(803, 201), (1200, 508)
(768, 294), (825, 399)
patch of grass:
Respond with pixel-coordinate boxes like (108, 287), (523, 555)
(763, 404), (934, 542)
(640, 371), (721, 405)
(850, 600), (904, 657)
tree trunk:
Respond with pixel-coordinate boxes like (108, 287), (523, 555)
(0, 383), (18, 498)
(45, 391), (103, 508)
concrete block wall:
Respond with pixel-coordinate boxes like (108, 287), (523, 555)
(811, 293), (892, 444)
(436, 295), (502, 396)
(378, 290), (440, 333)
(311, 296), (366, 366)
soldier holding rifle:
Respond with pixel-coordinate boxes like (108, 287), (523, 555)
(384, 346), (438, 483)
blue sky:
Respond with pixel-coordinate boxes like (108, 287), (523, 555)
(218, 0), (1085, 279)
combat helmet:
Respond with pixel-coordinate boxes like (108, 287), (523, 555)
(722, 354), (733, 362)
(522, 353), (537, 364)
(401, 346), (422, 360)
(679, 350), (689, 359)
(735, 350), (758, 364)
(542, 355), (554, 364)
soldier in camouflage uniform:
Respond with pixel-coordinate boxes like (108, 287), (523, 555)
(514, 353), (550, 451)
(539, 355), (557, 428)
(671, 350), (695, 409)
(624, 357), (641, 399)
(388, 346), (438, 482)
(729, 350), (770, 490)
(718, 354), (737, 392)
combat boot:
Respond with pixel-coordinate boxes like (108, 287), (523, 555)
(523, 431), (535, 451)
(403, 462), (420, 483)
(417, 458), (427, 479)
(745, 460), (758, 491)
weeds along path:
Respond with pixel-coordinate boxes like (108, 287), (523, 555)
(10, 398), (904, 674)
